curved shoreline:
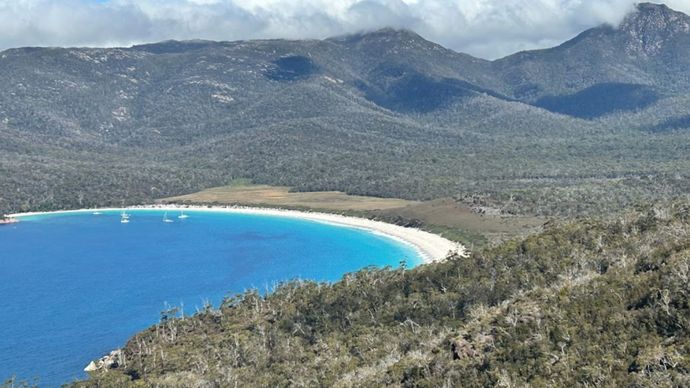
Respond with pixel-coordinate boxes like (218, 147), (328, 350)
(9, 205), (466, 263)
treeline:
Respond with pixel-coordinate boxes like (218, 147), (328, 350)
(74, 203), (690, 387)
(4, 115), (689, 220)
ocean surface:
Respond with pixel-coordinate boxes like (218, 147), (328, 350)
(0, 209), (421, 386)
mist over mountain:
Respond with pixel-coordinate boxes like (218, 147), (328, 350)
(1, 2), (689, 216)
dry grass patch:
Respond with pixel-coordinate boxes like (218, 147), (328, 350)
(164, 184), (416, 211)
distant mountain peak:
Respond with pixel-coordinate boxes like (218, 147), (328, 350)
(637, 2), (672, 11)
(619, 2), (690, 55)
(365, 27), (423, 38)
(131, 39), (219, 54)
(630, 2), (690, 29)
(327, 28), (427, 45)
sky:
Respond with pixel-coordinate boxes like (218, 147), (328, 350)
(0, 0), (689, 59)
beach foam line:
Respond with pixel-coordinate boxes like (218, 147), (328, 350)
(10, 205), (467, 263)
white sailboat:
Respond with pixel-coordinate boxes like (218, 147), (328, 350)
(120, 210), (130, 223)
(178, 210), (189, 219)
(163, 212), (174, 223)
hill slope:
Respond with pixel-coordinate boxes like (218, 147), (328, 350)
(1, 3), (690, 218)
(74, 203), (690, 387)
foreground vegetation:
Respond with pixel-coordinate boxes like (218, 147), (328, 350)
(74, 203), (690, 387)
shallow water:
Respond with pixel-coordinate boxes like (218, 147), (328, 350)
(0, 209), (420, 386)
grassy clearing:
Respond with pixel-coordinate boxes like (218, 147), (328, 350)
(164, 184), (416, 211)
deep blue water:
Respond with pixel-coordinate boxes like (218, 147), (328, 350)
(0, 209), (420, 386)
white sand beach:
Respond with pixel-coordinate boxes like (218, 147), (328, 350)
(10, 205), (467, 263)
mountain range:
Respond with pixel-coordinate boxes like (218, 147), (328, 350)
(1, 2), (689, 216)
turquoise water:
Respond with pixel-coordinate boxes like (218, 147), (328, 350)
(0, 209), (420, 386)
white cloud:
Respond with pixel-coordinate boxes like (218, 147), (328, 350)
(0, 0), (687, 59)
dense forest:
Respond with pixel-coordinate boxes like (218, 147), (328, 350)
(68, 203), (690, 387)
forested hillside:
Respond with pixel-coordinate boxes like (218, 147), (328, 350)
(1, 3), (690, 218)
(3, 3), (690, 387)
(74, 203), (690, 387)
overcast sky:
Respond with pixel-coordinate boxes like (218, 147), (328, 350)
(0, 0), (688, 59)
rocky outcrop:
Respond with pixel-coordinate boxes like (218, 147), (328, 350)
(620, 3), (690, 56)
(0, 216), (18, 225)
(84, 349), (124, 372)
